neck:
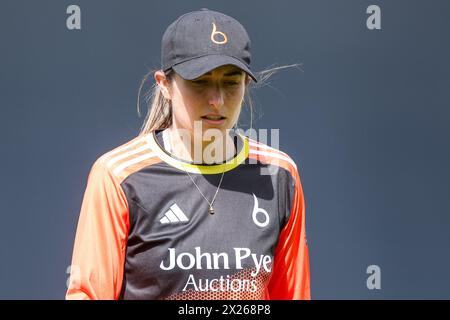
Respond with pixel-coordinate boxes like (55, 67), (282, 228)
(165, 126), (236, 164)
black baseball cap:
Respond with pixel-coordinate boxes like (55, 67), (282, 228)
(161, 8), (257, 82)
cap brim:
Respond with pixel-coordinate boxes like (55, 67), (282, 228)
(172, 55), (257, 82)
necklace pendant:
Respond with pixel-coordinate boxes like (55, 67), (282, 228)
(209, 206), (215, 215)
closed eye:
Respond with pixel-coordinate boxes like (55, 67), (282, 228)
(190, 79), (208, 85)
(188, 78), (241, 87)
(224, 81), (240, 86)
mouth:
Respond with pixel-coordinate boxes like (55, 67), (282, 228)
(201, 114), (226, 120)
(201, 114), (227, 125)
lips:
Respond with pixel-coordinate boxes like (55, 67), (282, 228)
(201, 114), (226, 126)
(201, 114), (226, 120)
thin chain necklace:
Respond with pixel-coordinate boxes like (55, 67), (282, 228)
(163, 129), (225, 215)
(185, 169), (225, 215)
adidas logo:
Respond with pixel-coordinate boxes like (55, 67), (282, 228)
(160, 204), (189, 224)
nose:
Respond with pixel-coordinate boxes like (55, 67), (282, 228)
(207, 85), (224, 110)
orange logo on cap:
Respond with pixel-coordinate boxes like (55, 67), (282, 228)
(210, 23), (228, 44)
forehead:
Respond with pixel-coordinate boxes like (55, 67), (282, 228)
(199, 65), (244, 77)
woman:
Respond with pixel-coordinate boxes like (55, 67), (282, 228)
(66, 8), (310, 300)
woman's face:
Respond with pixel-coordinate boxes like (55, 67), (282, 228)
(159, 65), (249, 135)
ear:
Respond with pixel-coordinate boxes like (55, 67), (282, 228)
(154, 70), (172, 100)
(245, 74), (252, 86)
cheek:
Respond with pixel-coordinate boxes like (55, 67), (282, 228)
(223, 94), (244, 127)
(226, 86), (245, 112)
(173, 82), (199, 108)
(171, 86), (202, 125)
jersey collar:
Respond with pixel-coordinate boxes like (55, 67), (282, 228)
(147, 130), (249, 174)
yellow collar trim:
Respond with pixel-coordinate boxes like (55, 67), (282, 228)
(147, 131), (249, 174)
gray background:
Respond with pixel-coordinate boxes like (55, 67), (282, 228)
(1, 0), (449, 299)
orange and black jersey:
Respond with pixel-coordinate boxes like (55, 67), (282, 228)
(66, 130), (310, 300)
